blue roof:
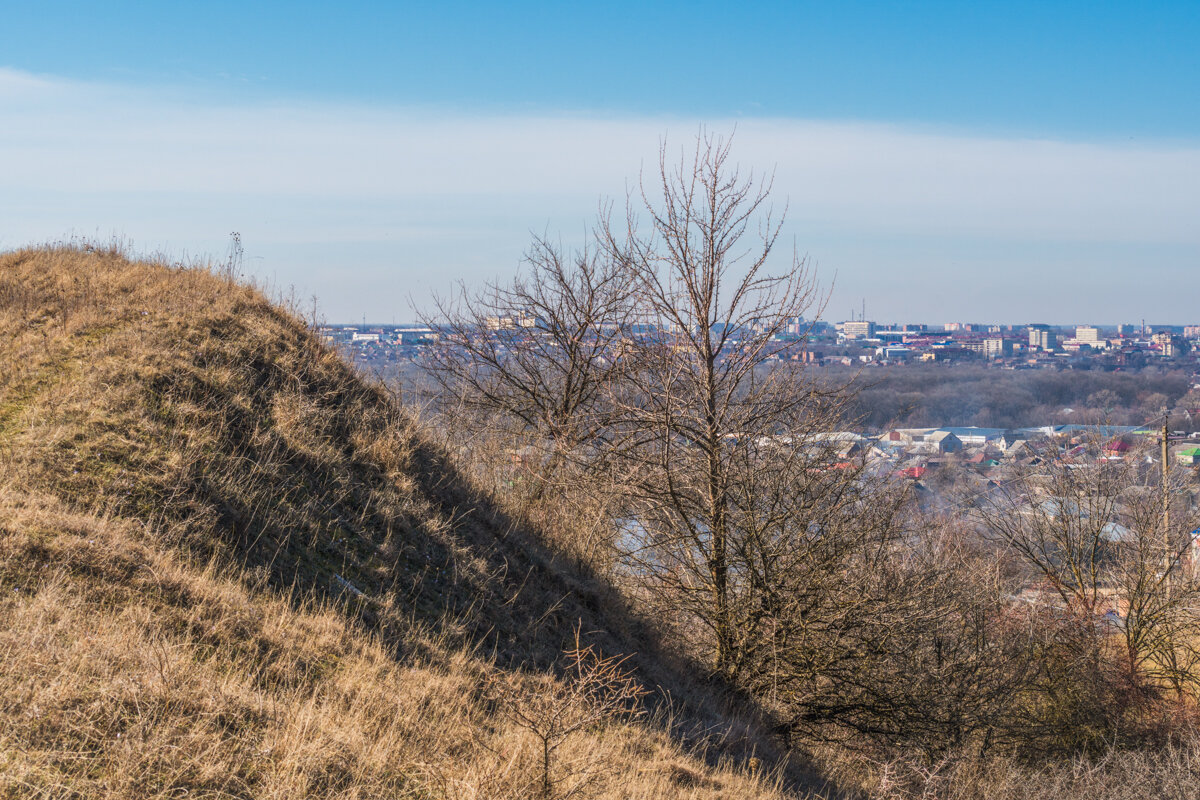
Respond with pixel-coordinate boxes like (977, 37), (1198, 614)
(937, 426), (1009, 439)
(1056, 424), (1141, 436)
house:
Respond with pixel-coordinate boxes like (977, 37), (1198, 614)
(966, 451), (1001, 470)
(868, 443), (904, 463)
(887, 428), (936, 444)
(1103, 440), (1133, 459)
(936, 427), (1008, 446)
(1177, 447), (1200, 467)
(1003, 440), (1030, 459)
(927, 431), (963, 454)
(997, 432), (1029, 451)
(831, 440), (863, 462)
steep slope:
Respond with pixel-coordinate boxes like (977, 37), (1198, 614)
(0, 245), (789, 799)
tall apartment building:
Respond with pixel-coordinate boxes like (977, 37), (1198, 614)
(1028, 324), (1055, 351)
(1076, 325), (1101, 344)
(842, 320), (876, 339)
(984, 337), (1013, 359)
(783, 316), (806, 336)
(1152, 332), (1180, 356)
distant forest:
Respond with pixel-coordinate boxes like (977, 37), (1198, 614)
(831, 364), (1198, 431)
(371, 357), (1198, 433)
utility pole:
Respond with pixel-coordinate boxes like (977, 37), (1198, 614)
(1163, 410), (1171, 577)
(1159, 409), (1192, 581)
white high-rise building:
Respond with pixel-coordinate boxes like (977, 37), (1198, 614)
(1028, 324), (1055, 351)
(842, 320), (876, 340)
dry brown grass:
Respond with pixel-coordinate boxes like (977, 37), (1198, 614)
(818, 743), (1200, 800)
(0, 244), (788, 799)
(0, 490), (786, 799)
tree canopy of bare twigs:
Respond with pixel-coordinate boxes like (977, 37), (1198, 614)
(414, 132), (1200, 761)
(485, 626), (648, 799)
(420, 234), (635, 493)
(758, 522), (1037, 758)
(592, 132), (870, 682)
(421, 131), (915, 695)
(973, 439), (1200, 703)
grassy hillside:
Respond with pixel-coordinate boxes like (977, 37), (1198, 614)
(0, 245), (786, 799)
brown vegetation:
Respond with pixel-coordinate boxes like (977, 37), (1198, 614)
(841, 365), (1195, 432)
(411, 133), (1200, 797)
(0, 243), (789, 799)
(4, 152), (1200, 795)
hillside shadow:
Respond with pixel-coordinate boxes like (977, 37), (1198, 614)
(372, 422), (841, 796)
(181, 360), (838, 795)
(0, 245), (844, 797)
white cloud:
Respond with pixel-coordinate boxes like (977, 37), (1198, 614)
(0, 67), (60, 95)
(2, 68), (1197, 322)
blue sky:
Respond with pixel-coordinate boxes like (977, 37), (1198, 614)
(2, 1), (1198, 323)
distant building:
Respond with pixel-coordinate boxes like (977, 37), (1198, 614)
(783, 316), (806, 336)
(1103, 440), (1132, 459)
(984, 337), (1013, 359)
(398, 327), (438, 345)
(842, 320), (876, 340)
(1176, 447), (1200, 467)
(875, 345), (911, 361)
(887, 428), (935, 444)
(1076, 325), (1102, 344)
(484, 313), (539, 330)
(1028, 324), (1056, 351)
(927, 431), (963, 453)
(1151, 332), (1186, 357)
(937, 427), (1009, 446)
(1184, 325), (1200, 340)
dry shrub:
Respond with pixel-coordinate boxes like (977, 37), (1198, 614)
(483, 627), (649, 799)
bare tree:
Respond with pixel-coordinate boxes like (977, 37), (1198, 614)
(594, 131), (869, 681)
(973, 439), (1200, 701)
(420, 234), (634, 500)
(424, 134), (1007, 754)
(757, 519), (1037, 759)
(485, 626), (648, 799)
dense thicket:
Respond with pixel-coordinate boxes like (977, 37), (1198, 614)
(413, 134), (1200, 796)
(838, 366), (1195, 430)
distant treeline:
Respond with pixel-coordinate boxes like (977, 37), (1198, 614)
(380, 358), (1197, 432)
(831, 365), (1196, 430)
